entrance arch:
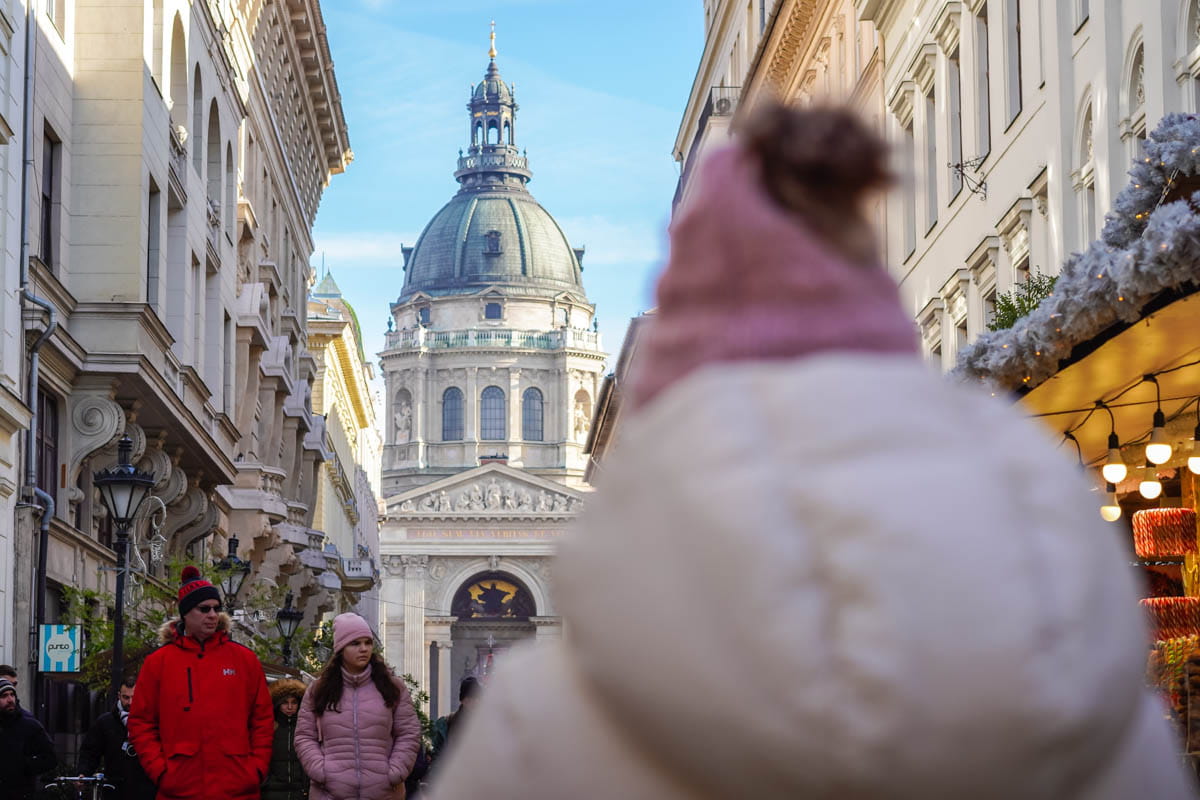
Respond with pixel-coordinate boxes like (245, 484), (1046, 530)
(446, 571), (536, 703)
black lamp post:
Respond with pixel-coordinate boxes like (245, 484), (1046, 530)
(275, 592), (303, 666)
(215, 535), (251, 608)
(93, 436), (155, 698)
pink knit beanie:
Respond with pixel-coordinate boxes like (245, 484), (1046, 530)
(332, 612), (374, 655)
(630, 143), (918, 409)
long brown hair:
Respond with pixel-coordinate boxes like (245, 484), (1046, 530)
(310, 651), (402, 715)
(737, 100), (892, 267)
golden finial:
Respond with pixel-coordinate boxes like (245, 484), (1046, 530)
(489, 20), (497, 60)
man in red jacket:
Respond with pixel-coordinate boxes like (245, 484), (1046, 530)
(128, 566), (274, 800)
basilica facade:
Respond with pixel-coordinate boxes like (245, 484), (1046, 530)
(377, 41), (606, 717)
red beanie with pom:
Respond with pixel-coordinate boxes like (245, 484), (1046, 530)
(178, 565), (220, 617)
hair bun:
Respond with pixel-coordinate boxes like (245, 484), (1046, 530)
(181, 565), (201, 584)
(738, 100), (891, 264)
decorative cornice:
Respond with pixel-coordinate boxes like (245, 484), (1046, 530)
(763, 0), (822, 93)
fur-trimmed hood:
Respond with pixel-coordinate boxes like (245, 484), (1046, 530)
(269, 679), (306, 707)
(156, 612), (232, 644)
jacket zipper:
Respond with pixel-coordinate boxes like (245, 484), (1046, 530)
(352, 682), (363, 800)
(186, 667), (193, 705)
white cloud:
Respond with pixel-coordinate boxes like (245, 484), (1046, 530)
(313, 231), (420, 269)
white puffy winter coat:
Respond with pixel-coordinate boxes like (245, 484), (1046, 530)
(432, 355), (1196, 799)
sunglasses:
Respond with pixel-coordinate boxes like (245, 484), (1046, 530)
(194, 604), (222, 615)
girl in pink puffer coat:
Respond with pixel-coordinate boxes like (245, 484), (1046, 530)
(296, 613), (421, 799)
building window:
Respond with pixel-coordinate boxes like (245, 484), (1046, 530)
(1077, 104), (1096, 247)
(484, 230), (502, 254)
(948, 48), (964, 198)
(442, 387), (464, 441)
(759, 0), (767, 32)
(36, 389), (59, 501)
(147, 181), (161, 310)
(40, 126), (60, 269)
(975, 5), (991, 157)
(417, 306), (430, 326)
(46, 0), (64, 34)
(522, 387), (544, 442)
(1005, 0), (1022, 123)
(1075, 0), (1089, 29)
(924, 89), (938, 231)
(902, 119), (917, 259)
(983, 289), (997, 327)
(484, 302), (502, 320)
(480, 386), (506, 440)
(557, 307), (569, 327)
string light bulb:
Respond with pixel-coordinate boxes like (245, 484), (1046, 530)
(1188, 399), (1200, 475)
(1139, 462), (1163, 500)
(1144, 375), (1173, 465)
(1100, 482), (1122, 522)
(1098, 403), (1128, 483)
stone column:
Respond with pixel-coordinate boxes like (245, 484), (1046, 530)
(423, 614), (456, 715)
(402, 555), (429, 686)
(508, 367), (521, 448)
(414, 367), (427, 466)
(381, 556), (407, 667)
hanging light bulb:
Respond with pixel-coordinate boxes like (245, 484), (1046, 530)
(1139, 462), (1163, 500)
(1188, 400), (1200, 475)
(1144, 375), (1173, 465)
(1098, 402), (1128, 483)
(1100, 482), (1122, 522)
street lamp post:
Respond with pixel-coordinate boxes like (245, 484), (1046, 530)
(93, 436), (155, 698)
(275, 592), (303, 667)
(215, 535), (251, 608)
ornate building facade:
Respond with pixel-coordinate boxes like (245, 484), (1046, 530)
(5, 0), (350, 750)
(308, 272), (382, 629)
(378, 41), (605, 718)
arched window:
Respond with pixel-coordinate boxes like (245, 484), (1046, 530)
(191, 66), (203, 171)
(169, 16), (187, 131)
(1075, 100), (1096, 247)
(473, 122), (482, 147)
(394, 389), (413, 443)
(487, 120), (500, 145)
(225, 142), (235, 233)
(480, 386), (505, 440)
(207, 100), (220, 203)
(503, 121), (511, 145)
(442, 387), (464, 441)
(522, 387), (543, 441)
(451, 572), (536, 619)
(1125, 41), (1146, 155)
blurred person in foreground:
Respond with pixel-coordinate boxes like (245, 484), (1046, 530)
(78, 675), (156, 799)
(430, 101), (1196, 799)
(295, 613), (421, 799)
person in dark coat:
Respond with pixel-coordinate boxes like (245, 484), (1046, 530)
(262, 678), (308, 800)
(0, 677), (56, 800)
(78, 675), (156, 800)
(429, 677), (480, 763)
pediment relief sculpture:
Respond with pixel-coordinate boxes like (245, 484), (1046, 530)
(396, 476), (580, 515)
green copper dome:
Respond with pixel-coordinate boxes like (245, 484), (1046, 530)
(398, 54), (586, 303)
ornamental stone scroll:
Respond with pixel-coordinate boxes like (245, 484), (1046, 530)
(66, 388), (125, 488)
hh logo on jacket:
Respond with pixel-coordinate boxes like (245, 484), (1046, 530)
(223, 669), (237, 676)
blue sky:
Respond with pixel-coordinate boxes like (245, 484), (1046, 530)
(312, 0), (704, 376)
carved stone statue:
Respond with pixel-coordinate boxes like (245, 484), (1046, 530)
(394, 400), (412, 443)
(436, 490), (452, 512)
(399, 499), (414, 512)
(552, 494), (569, 512)
(516, 490), (533, 510)
(485, 478), (503, 510)
(466, 484), (485, 511)
(573, 400), (590, 440)
(455, 490), (473, 512)
(501, 484), (515, 509)
(536, 491), (553, 512)
(419, 493), (437, 512)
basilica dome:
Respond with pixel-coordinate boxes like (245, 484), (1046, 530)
(398, 53), (586, 303)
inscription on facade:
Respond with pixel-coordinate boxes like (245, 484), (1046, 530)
(407, 528), (562, 540)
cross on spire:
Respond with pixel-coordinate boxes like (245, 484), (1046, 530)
(488, 20), (497, 60)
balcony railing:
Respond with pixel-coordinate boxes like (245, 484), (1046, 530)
(675, 86), (741, 210)
(385, 326), (601, 352)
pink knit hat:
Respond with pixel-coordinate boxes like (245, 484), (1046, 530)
(630, 144), (918, 409)
(332, 612), (374, 655)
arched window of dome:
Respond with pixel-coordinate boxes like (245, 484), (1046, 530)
(487, 120), (500, 145)
(504, 121), (512, 145)
(522, 388), (544, 442)
(442, 387), (464, 441)
(480, 386), (506, 440)
(474, 122), (483, 147)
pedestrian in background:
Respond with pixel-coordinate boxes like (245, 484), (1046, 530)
(295, 613), (420, 799)
(0, 664), (35, 721)
(78, 675), (156, 799)
(263, 678), (309, 800)
(128, 565), (274, 800)
(430, 101), (1197, 799)
(0, 677), (56, 800)
(428, 677), (478, 764)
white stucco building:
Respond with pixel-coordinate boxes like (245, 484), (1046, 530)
(377, 42), (605, 718)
